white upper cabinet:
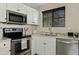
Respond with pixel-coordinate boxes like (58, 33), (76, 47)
(6, 3), (27, 14)
(0, 3), (39, 25)
(0, 3), (6, 22)
(32, 9), (39, 25)
(6, 3), (19, 12)
(27, 7), (33, 24)
(27, 7), (39, 25)
(17, 4), (27, 14)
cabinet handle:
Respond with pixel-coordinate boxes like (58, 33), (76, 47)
(43, 43), (46, 45)
(17, 9), (20, 11)
(5, 18), (7, 20)
(32, 22), (34, 23)
(9, 50), (11, 52)
(4, 44), (6, 46)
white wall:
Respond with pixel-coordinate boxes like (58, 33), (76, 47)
(36, 3), (79, 33)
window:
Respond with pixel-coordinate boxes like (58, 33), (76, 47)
(42, 7), (65, 27)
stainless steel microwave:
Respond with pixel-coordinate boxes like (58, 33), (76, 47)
(6, 10), (27, 24)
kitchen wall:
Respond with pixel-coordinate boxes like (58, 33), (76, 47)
(1, 3), (79, 36)
(36, 3), (79, 33)
(0, 23), (38, 38)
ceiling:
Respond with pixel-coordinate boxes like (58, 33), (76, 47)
(24, 3), (48, 8)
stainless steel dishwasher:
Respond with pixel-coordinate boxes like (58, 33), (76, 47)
(56, 38), (78, 55)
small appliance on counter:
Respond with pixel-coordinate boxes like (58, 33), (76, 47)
(74, 32), (79, 38)
(68, 32), (79, 38)
(68, 32), (74, 37)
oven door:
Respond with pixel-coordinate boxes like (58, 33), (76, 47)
(11, 39), (21, 55)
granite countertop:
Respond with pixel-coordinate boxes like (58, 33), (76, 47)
(32, 33), (79, 40)
(22, 35), (31, 38)
(0, 35), (32, 41)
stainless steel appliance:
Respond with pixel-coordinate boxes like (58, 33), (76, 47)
(56, 38), (78, 55)
(78, 40), (79, 55)
(3, 28), (23, 55)
(11, 39), (21, 55)
(3, 28), (30, 55)
(3, 28), (23, 39)
(6, 10), (27, 24)
(68, 32), (74, 37)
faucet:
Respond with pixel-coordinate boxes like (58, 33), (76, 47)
(48, 27), (52, 35)
(73, 32), (79, 40)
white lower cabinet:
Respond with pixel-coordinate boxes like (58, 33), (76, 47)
(31, 35), (56, 55)
(44, 37), (56, 55)
(34, 37), (45, 55)
(0, 51), (10, 55)
(0, 39), (11, 55)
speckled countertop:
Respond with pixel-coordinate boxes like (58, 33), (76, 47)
(32, 33), (79, 40)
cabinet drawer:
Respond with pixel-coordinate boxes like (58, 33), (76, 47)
(0, 47), (10, 51)
(0, 51), (10, 55)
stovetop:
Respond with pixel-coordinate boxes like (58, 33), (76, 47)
(4, 35), (31, 40)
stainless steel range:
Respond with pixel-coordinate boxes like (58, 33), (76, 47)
(3, 28), (23, 39)
(3, 28), (30, 55)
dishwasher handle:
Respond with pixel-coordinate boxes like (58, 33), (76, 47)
(57, 40), (78, 44)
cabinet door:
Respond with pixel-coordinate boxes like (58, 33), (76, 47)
(0, 27), (3, 39)
(7, 3), (19, 12)
(31, 37), (37, 55)
(32, 9), (39, 25)
(3, 40), (11, 50)
(7, 3), (27, 14)
(27, 7), (39, 25)
(27, 7), (33, 24)
(0, 40), (11, 55)
(44, 37), (56, 55)
(0, 40), (10, 50)
(31, 36), (45, 55)
(36, 38), (45, 55)
(0, 3), (6, 22)
(18, 4), (27, 14)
